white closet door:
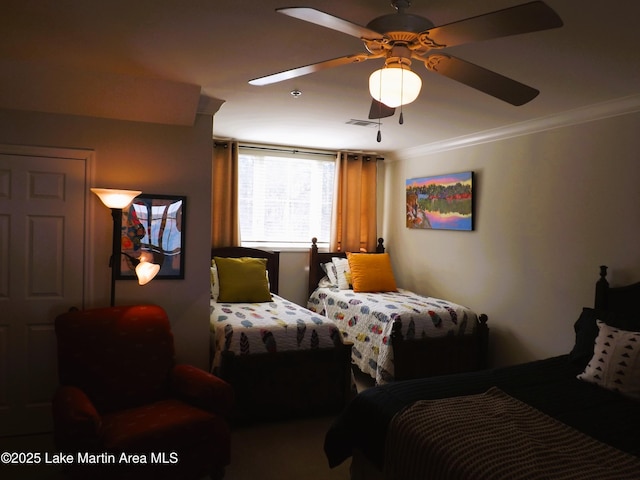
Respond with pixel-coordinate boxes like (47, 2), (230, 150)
(0, 150), (87, 435)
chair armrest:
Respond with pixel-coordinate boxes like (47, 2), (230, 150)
(170, 364), (234, 418)
(51, 386), (102, 451)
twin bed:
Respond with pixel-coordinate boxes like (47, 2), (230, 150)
(209, 239), (489, 421)
(307, 237), (488, 384)
(324, 265), (640, 479)
(209, 245), (352, 422)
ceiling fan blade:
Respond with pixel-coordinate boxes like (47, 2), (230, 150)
(368, 99), (395, 119)
(249, 54), (372, 86)
(277, 7), (385, 40)
(422, 1), (563, 49)
(423, 54), (539, 106)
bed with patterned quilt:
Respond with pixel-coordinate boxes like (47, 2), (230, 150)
(210, 246), (352, 422)
(324, 265), (640, 479)
(307, 237), (489, 385)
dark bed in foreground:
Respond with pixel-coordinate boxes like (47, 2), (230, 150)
(324, 265), (640, 479)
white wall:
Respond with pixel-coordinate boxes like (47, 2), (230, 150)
(382, 110), (640, 367)
(278, 250), (311, 305)
(0, 109), (213, 369)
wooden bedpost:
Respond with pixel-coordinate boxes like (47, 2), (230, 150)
(309, 237), (320, 298)
(595, 265), (609, 310)
(477, 314), (489, 370)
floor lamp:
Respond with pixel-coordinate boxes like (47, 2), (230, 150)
(91, 188), (160, 306)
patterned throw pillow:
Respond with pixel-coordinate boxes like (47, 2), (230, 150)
(577, 320), (640, 399)
(321, 261), (339, 286)
(332, 257), (351, 290)
(210, 261), (219, 301)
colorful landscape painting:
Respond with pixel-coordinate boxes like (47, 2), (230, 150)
(406, 172), (474, 231)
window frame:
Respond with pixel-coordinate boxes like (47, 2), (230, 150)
(237, 145), (336, 251)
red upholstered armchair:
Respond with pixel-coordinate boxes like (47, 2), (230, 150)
(52, 305), (234, 480)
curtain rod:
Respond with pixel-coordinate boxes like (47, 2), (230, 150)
(215, 141), (384, 161)
(240, 145), (384, 161)
(239, 144), (335, 158)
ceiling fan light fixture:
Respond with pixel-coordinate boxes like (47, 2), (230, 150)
(369, 63), (422, 108)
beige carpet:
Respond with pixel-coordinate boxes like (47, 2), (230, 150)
(226, 415), (350, 480)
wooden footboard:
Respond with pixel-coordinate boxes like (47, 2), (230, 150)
(391, 314), (489, 381)
(219, 341), (353, 423)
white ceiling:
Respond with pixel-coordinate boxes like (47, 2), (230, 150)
(1, 0), (639, 155)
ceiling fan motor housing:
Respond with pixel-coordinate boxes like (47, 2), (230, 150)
(367, 13), (434, 35)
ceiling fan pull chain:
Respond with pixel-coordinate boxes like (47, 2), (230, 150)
(399, 67), (405, 125)
(377, 70), (383, 142)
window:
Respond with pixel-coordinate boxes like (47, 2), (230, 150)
(238, 147), (335, 249)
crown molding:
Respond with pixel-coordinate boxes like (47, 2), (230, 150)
(394, 94), (640, 159)
(0, 60), (202, 126)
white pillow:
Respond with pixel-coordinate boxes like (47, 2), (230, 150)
(210, 261), (220, 301)
(332, 257), (351, 290)
(317, 276), (334, 288)
(321, 261), (339, 286)
(577, 320), (640, 399)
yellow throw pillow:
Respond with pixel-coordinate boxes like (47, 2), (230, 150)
(213, 256), (272, 303)
(347, 253), (397, 293)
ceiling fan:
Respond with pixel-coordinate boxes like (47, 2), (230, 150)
(249, 1), (563, 120)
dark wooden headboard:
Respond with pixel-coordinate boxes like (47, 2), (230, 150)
(307, 237), (385, 298)
(594, 265), (640, 317)
(211, 246), (280, 295)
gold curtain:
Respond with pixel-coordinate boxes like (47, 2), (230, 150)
(330, 152), (378, 253)
(211, 141), (240, 247)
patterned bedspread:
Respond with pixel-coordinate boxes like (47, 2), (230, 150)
(210, 294), (341, 371)
(384, 387), (640, 480)
(307, 287), (477, 384)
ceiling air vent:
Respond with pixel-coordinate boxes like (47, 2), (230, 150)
(346, 119), (379, 128)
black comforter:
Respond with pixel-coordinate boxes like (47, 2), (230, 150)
(324, 354), (640, 470)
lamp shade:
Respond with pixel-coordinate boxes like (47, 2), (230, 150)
(369, 64), (422, 108)
(135, 261), (160, 286)
(91, 188), (142, 209)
